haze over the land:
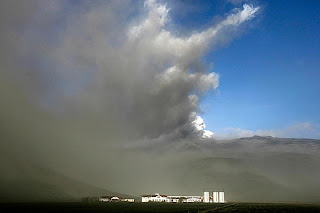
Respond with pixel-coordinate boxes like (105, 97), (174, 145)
(1, 0), (319, 202)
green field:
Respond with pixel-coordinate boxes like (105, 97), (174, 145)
(1, 202), (320, 213)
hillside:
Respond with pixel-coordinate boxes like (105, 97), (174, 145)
(0, 159), (136, 202)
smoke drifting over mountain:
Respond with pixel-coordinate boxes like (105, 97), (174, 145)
(1, 0), (319, 202)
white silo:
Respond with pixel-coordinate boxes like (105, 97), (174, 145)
(213, 192), (219, 203)
(218, 192), (225, 203)
(203, 191), (210, 203)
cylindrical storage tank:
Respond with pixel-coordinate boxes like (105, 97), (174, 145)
(218, 192), (225, 203)
(213, 192), (219, 203)
(203, 192), (210, 203)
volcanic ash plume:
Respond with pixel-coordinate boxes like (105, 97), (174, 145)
(0, 0), (263, 198)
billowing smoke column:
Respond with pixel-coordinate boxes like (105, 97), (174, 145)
(116, 0), (259, 145)
(27, 0), (259, 145)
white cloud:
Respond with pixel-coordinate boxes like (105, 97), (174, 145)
(191, 115), (206, 131)
(213, 122), (320, 139)
(202, 130), (215, 139)
(190, 114), (214, 139)
(226, 0), (249, 5)
(213, 127), (255, 139)
(222, 4), (260, 26)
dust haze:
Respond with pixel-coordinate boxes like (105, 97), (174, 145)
(1, 0), (319, 202)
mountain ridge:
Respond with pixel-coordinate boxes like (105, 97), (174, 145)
(0, 162), (137, 202)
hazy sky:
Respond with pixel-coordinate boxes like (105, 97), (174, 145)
(1, 0), (320, 202)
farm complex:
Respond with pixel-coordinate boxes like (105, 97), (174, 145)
(82, 191), (225, 203)
(141, 191), (225, 203)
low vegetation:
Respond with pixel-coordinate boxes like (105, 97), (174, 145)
(1, 202), (320, 213)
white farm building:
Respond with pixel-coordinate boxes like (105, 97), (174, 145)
(141, 193), (167, 202)
(98, 196), (134, 202)
(141, 191), (226, 203)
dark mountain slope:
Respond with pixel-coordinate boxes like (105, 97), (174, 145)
(0, 159), (136, 202)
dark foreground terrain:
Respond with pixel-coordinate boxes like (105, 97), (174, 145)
(1, 202), (320, 213)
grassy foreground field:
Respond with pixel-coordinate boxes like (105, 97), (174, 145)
(1, 202), (320, 213)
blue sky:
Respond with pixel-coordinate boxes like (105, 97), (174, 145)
(167, 0), (320, 138)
